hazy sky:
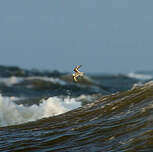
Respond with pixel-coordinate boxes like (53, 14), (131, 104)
(0, 0), (153, 73)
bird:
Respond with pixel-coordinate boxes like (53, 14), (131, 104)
(72, 65), (84, 82)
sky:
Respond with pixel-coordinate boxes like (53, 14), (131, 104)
(0, 0), (153, 73)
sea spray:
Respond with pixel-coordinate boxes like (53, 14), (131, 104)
(0, 95), (81, 127)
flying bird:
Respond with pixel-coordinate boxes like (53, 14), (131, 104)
(72, 65), (84, 82)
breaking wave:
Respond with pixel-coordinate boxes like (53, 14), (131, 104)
(128, 72), (153, 80)
(0, 95), (81, 127)
(1, 81), (153, 151)
(1, 65), (153, 151)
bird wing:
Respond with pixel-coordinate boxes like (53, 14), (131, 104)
(73, 65), (82, 72)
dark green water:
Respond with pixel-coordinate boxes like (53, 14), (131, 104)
(0, 65), (153, 152)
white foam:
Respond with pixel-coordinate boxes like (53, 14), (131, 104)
(0, 76), (23, 86)
(131, 83), (143, 89)
(0, 95), (81, 127)
(0, 76), (67, 87)
(128, 72), (152, 80)
(26, 76), (67, 85)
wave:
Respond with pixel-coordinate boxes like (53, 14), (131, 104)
(0, 65), (65, 77)
(127, 72), (153, 80)
(0, 65), (140, 96)
(0, 75), (110, 98)
(0, 76), (24, 87)
(0, 76), (66, 87)
(26, 76), (67, 85)
(0, 94), (83, 127)
(1, 65), (153, 151)
(1, 81), (153, 151)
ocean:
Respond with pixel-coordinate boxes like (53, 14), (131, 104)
(0, 65), (153, 152)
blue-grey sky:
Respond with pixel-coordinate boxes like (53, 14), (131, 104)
(0, 0), (153, 73)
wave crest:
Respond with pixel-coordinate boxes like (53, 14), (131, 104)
(0, 95), (81, 127)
